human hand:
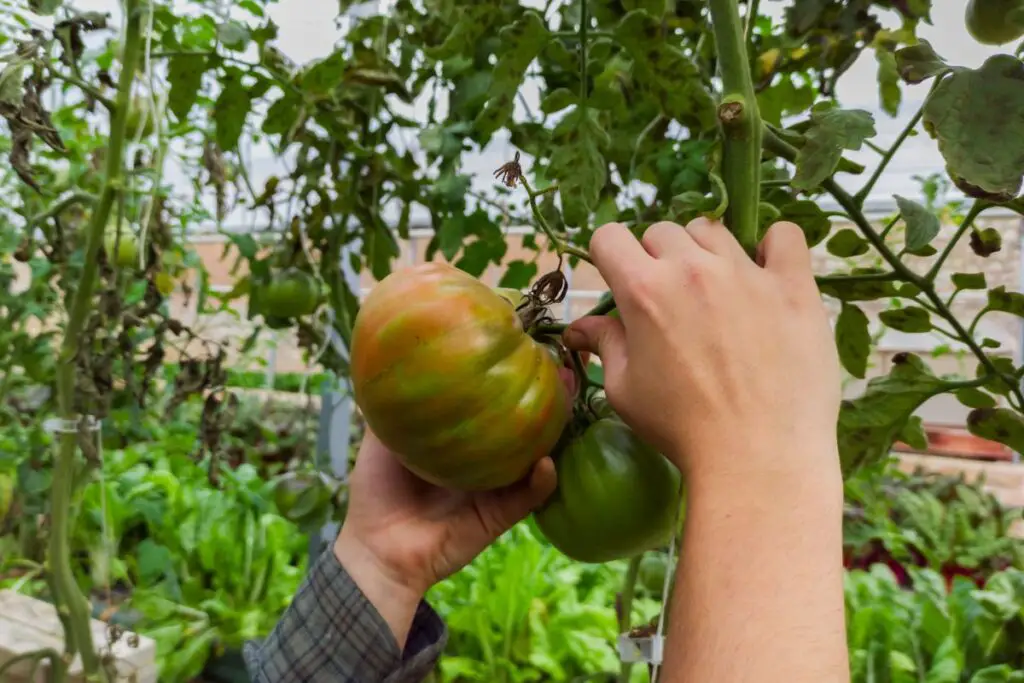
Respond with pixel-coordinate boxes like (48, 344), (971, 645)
(334, 367), (575, 645)
(563, 218), (841, 486)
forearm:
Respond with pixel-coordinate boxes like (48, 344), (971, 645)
(662, 448), (849, 683)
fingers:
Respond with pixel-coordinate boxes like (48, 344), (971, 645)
(685, 217), (748, 260)
(641, 221), (698, 259)
(589, 223), (652, 294)
(757, 221), (811, 271)
(563, 315), (627, 390)
(481, 457), (558, 534)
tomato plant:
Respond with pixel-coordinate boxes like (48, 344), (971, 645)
(10, 0), (1024, 678)
(534, 417), (682, 563)
(351, 262), (571, 490)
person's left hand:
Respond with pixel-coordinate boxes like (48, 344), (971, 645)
(334, 364), (578, 646)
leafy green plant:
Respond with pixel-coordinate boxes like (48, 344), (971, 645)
(845, 565), (1024, 682)
(845, 464), (1024, 588)
(427, 523), (660, 683)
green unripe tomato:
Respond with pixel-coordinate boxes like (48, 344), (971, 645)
(104, 221), (140, 268)
(534, 417), (683, 563)
(638, 553), (671, 594)
(124, 97), (155, 139)
(262, 268), (320, 318)
(966, 0), (1024, 45)
(273, 471), (332, 527)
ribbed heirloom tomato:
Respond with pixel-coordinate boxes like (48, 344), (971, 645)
(535, 417), (682, 563)
(351, 262), (571, 491)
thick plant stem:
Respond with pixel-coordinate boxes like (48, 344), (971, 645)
(617, 555), (642, 683)
(50, 1), (143, 678)
(707, 0), (762, 256)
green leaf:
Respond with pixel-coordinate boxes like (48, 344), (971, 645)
(362, 219), (399, 281)
(498, 260), (538, 289)
(476, 11), (549, 136)
(136, 539), (173, 584)
(29, 0), (62, 14)
(955, 387), (998, 409)
(614, 10), (716, 129)
(838, 353), (950, 477)
(879, 306), (932, 333)
(0, 63), (24, 107)
(894, 40), (950, 84)
(971, 227), (1002, 257)
(898, 415), (929, 450)
(818, 269), (899, 302)
(827, 228), (870, 257)
(167, 54), (206, 122)
(967, 408), (1024, 453)
(425, 4), (498, 60)
(437, 217), (464, 261)
(875, 46), (901, 116)
(987, 285), (1024, 317)
(540, 88), (577, 115)
(970, 665), (1024, 683)
(951, 272), (986, 290)
(923, 56), (1024, 202)
(549, 108), (608, 228)
(793, 105), (876, 190)
(778, 199), (832, 246)
(214, 70), (252, 150)
(451, 211), (506, 276)
(836, 303), (871, 379)
(895, 195), (940, 251)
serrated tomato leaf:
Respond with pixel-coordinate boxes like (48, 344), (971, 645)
(923, 56), (1024, 202)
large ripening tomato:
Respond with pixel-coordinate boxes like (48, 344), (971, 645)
(351, 262), (571, 491)
(534, 417), (682, 563)
(966, 0), (1024, 44)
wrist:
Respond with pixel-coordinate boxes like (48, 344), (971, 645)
(672, 433), (842, 493)
(334, 526), (425, 648)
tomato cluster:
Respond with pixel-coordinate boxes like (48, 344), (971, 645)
(349, 262), (684, 562)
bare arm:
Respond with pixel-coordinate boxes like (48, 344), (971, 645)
(664, 459), (848, 682)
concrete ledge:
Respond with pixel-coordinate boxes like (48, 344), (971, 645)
(0, 591), (156, 683)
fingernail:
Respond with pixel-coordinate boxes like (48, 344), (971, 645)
(562, 326), (583, 349)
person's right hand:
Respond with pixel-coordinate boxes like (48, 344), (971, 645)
(563, 218), (841, 486)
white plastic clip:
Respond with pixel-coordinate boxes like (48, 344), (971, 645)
(618, 634), (664, 665)
(43, 416), (100, 434)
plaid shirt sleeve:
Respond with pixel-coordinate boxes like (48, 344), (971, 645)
(243, 548), (448, 683)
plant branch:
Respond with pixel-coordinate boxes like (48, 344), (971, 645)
(815, 272), (898, 286)
(708, 0), (763, 255)
(578, 0), (589, 107)
(50, 2), (144, 679)
(878, 214), (901, 241)
(926, 200), (988, 282)
(49, 70), (116, 111)
(854, 93), (932, 206)
(0, 648), (65, 683)
(26, 192), (96, 232)
(763, 125), (1024, 406)
(519, 177), (592, 264)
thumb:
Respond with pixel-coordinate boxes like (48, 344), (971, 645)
(563, 315), (627, 386)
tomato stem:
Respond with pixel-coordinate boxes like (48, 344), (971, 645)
(617, 554), (643, 683)
(707, 0), (762, 257)
(519, 176), (594, 265)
